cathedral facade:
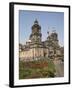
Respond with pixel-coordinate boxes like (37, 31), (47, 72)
(19, 19), (64, 61)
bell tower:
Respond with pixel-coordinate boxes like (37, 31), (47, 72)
(30, 19), (42, 44)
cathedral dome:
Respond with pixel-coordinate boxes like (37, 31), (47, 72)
(32, 19), (41, 30)
(51, 31), (58, 38)
(34, 19), (38, 24)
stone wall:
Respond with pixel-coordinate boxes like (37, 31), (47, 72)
(19, 47), (49, 61)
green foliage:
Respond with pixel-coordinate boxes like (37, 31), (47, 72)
(19, 59), (56, 79)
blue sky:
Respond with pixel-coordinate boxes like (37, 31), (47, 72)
(19, 10), (64, 46)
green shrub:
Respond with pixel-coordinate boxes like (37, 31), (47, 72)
(19, 59), (56, 79)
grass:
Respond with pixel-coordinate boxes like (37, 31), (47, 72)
(19, 59), (56, 79)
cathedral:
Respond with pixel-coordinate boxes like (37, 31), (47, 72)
(19, 19), (64, 61)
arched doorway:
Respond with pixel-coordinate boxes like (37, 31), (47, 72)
(44, 52), (46, 57)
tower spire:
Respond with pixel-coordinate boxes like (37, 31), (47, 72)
(34, 19), (38, 24)
(52, 27), (56, 33)
(30, 19), (42, 43)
